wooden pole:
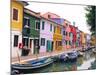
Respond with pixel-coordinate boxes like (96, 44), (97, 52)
(17, 50), (21, 64)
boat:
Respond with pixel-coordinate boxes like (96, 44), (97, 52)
(58, 50), (79, 61)
(77, 51), (84, 56)
(11, 57), (53, 73)
(58, 53), (69, 61)
(67, 51), (78, 60)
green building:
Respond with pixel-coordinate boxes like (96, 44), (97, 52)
(22, 8), (40, 56)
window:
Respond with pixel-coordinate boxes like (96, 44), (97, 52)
(66, 32), (68, 36)
(13, 8), (18, 21)
(23, 38), (29, 47)
(54, 26), (56, 33)
(50, 24), (52, 31)
(66, 40), (69, 45)
(24, 17), (30, 28)
(48, 15), (51, 18)
(63, 31), (65, 35)
(59, 28), (61, 34)
(14, 35), (19, 47)
(66, 23), (68, 26)
(42, 21), (45, 30)
(35, 21), (40, 30)
(58, 41), (62, 46)
(69, 41), (71, 45)
(69, 32), (72, 37)
(41, 38), (45, 46)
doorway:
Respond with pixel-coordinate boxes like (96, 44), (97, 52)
(34, 39), (40, 54)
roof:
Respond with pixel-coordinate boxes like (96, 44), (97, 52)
(24, 8), (41, 18)
(43, 12), (60, 18)
(51, 18), (65, 25)
(12, 0), (29, 6)
(19, 1), (29, 6)
(41, 16), (63, 27)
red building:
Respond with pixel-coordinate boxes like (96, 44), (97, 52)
(69, 25), (77, 48)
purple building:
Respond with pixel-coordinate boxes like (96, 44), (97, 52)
(39, 17), (56, 53)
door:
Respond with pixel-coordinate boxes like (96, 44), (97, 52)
(47, 40), (51, 52)
(34, 39), (39, 54)
(51, 41), (53, 52)
(22, 38), (29, 56)
(29, 39), (34, 54)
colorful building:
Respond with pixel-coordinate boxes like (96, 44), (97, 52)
(11, 2), (90, 58)
(85, 33), (91, 47)
(53, 25), (62, 51)
(90, 35), (96, 46)
(72, 26), (77, 48)
(11, 1), (28, 57)
(50, 18), (66, 50)
(81, 32), (86, 47)
(42, 12), (60, 19)
(39, 17), (55, 53)
(22, 8), (41, 56)
(63, 19), (71, 50)
(66, 24), (71, 49)
(79, 30), (82, 47)
(76, 27), (81, 47)
(42, 12), (63, 51)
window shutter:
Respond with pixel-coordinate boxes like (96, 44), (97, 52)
(13, 8), (18, 21)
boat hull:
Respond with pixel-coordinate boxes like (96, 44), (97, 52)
(11, 58), (53, 74)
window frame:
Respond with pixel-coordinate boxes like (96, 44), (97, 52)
(24, 16), (30, 27)
(13, 35), (19, 47)
(41, 38), (45, 46)
(12, 8), (19, 21)
(54, 26), (56, 33)
(35, 20), (40, 30)
(42, 21), (45, 30)
(22, 37), (29, 47)
(50, 24), (52, 32)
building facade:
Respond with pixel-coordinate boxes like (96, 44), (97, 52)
(39, 17), (55, 53)
(66, 24), (71, 49)
(22, 8), (40, 56)
(81, 32), (86, 47)
(53, 25), (62, 51)
(51, 18), (66, 50)
(42, 12), (63, 51)
(86, 34), (91, 47)
(11, 1), (28, 57)
(76, 27), (81, 47)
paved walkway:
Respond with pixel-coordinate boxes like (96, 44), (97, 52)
(12, 47), (82, 64)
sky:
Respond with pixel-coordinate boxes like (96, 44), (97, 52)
(25, 1), (92, 34)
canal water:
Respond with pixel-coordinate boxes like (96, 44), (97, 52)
(20, 49), (96, 74)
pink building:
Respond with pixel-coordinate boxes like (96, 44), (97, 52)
(42, 12), (60, 19)
(66, 24), (71, 49)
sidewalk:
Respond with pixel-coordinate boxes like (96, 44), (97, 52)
(12, 47), (82, 64)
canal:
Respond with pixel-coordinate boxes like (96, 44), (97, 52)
(19, 49), (96, 74)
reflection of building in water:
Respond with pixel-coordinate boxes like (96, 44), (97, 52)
(77, 57), (84, 66)
(71, 64), (77, 71)
(66, 62), (77, 71)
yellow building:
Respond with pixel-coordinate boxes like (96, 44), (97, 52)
(53, 25), (62, 51)
(81, 32), (86, 47)
(11, 0), (28, 57)
(91, 35), (96, 46)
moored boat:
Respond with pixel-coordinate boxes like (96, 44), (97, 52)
(58, 53), (69, 61)
(11, 57), (53, 74)
(77, 51), (84, 57)
(67, 51), (78, 60)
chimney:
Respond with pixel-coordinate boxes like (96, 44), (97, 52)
(73, 21), (75, 26)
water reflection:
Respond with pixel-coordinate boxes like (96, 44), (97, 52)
(77, 56), (84, 66)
